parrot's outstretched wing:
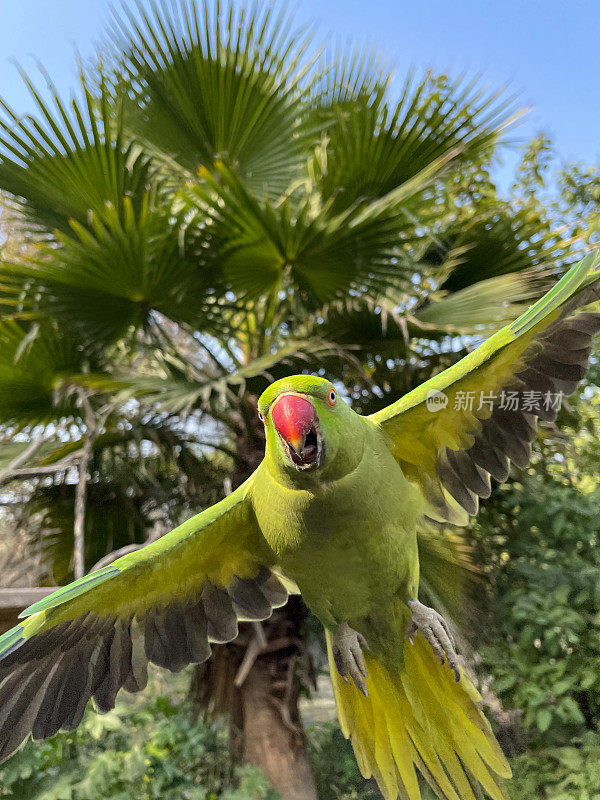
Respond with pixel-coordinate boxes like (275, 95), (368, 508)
(371, 251), (600, 525)
(0, 477), (288, 762)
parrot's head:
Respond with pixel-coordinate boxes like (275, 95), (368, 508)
(257, 375), (364, 481)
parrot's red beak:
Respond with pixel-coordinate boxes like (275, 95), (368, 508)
(271, 393), (323, 470)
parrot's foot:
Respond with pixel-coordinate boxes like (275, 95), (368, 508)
(332, 622), (369, 696)
(407, 599), (460, 681)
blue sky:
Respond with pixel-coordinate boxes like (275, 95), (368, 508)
(0, 0), (598, 190)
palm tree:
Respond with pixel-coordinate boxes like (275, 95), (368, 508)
(0, 2), (572, 796)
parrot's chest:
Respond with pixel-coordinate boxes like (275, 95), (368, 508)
(252, 439), (423, 626)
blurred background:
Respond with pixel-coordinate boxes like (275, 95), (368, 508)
(0, 1), (599, 798)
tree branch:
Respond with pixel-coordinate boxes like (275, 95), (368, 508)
(0, 458), (81, 486)
(0, 434), (49, 487)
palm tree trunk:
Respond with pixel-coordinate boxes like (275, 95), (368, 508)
(190, 601), (317, 800)
(242, 653), (317, 800)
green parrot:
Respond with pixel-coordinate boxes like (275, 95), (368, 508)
(1, 252), (600, 800)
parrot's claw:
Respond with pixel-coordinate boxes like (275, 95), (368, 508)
(407, 599), (460, 681)
(332, 622), (369, 696)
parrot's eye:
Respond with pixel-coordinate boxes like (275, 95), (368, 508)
(258, 410), (266, 424)
(327, 389), (337, 407)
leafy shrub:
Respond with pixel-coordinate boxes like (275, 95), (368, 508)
(307, 723), (379, 800)
(475, 470), (600, 745)
(0, 672), (277, 800)
(510, 732), (600, 800)
(307, 722), (441, 800)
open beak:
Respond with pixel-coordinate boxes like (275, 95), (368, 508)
(271, 393), (323, 470)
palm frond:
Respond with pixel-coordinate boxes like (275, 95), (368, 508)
(0, 321), (83, 428)
(105, 0), (315, 196)
(309, 43), (391, 110)
(183, 151), (455, 307)
(312, 70), (521, 210)
(0, 70), (156, 233)
(25, 481), (151, 584)
(413, 269), (552, 332)
(106, 335), (354, 415)
(423, 204), (573, 292)
(8, 407), (231, 581)
(0, 192), (230, 343)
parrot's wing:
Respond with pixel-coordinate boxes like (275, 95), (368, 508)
(370, 251), (600, 525)
(0, 476), (288, 762)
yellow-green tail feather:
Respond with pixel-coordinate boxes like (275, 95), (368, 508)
(326, 631), (511, 800)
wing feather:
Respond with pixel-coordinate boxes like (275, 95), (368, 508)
(0, 477), (288, 761)
(372, 252), (600, 523)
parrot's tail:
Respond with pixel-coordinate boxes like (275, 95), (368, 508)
(326, 630), (511, 800)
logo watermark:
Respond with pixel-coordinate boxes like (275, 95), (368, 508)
(426, 389), (449, 412)
(425, 389), (563, 413)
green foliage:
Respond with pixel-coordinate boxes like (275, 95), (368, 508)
(463, 340), (600, 797)
(510, 732), (600, 800)
(476, 468), (600, 744)
(307, 723), (381, 800)
(0, 676), (278, 800)
(109, 0), (314, 196)
(0, 74), (156, 235)
(513, 134), (554, 198)
(1, 712), (441, 800)
(0, 321), (82, 427)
